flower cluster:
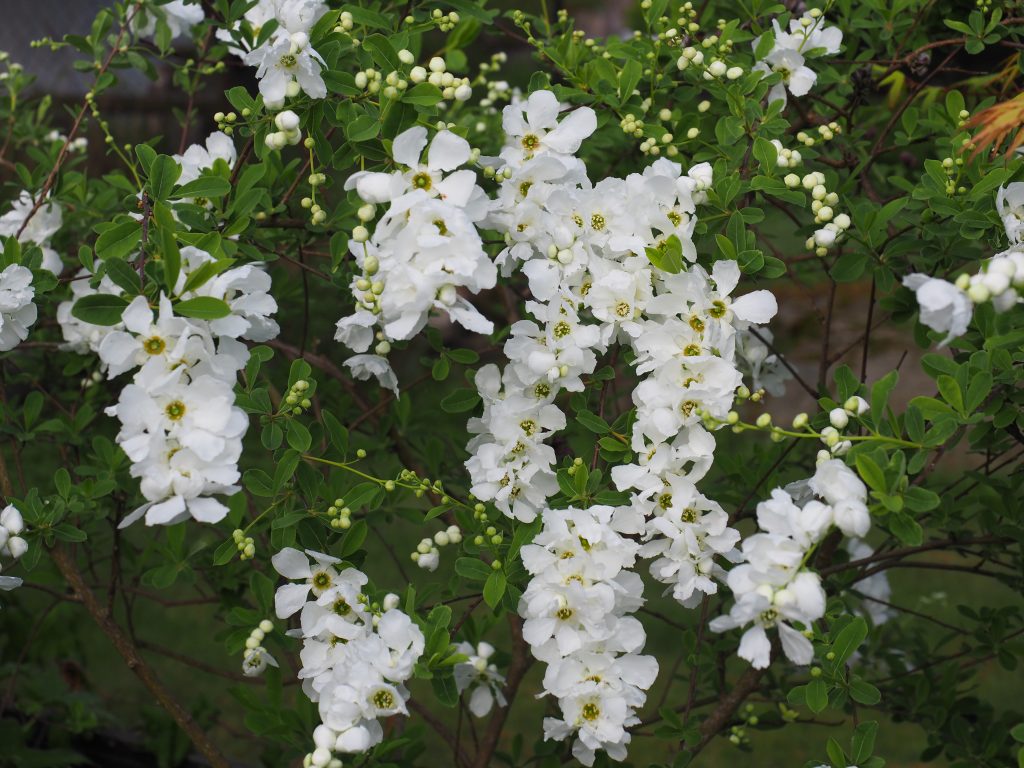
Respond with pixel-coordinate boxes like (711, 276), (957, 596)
(0, 191), (63, 274)
(411, 524), (463, 572)
(904, 183), (1024, 345)
(753, 9), (843, 106)
(453, 641), (507, 717)
(0, 505), (27, 593)
(54, 134), (278, 527)
(0, 264), (37, 352)
(709, 459), (870, 669)
(220, 0), (328, 109)
(335, 126), (495, 393)
(272, 548), (424, 764)
(520, 505), (657, 766)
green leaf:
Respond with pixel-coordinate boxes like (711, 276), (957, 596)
(483, 570), (506, 608)
(147, 154), (182, 201)
(454, 557), (492, 581)
(851, 721), (879, 763)
(172, 175), (231, 200)
(753, 136), (778, 172)
(339, 520), (368, 557)
(174, 296), (232, 319)
(286, 420), (312, 452)
(889, 512), (923, 545)
(826, 737), (847, 768)
(402, 83), (443, 106)
(831, 617), (867, 666)
(849, 676), (881, 705)
(576, 410), (610, 434)
(158, 227), (181, 292)
(855, 455), (887, 494)
(440, 388), (480, 413)
(936, 374), (965, 415)
(618, 58), (643, 104)
(103, 258), (142, 295)
(361, 34), (400, 71)
(806, 679), (829, 713)
(95, 220), (142, 261)
(71, 293), (129, 326)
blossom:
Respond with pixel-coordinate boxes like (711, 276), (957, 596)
(240, 1), (329, 106)
(454, 642), (507, 717)
(500, 90), (597, 169)
(271, 547), (344, 618)
(0, 191), (63, 274)
(132, 0), (203, 39)
(755, 48), (817, 106)
(242, 646), (279, 677)
(176, 131), (236, 188)
(0, 265), (37, 352)
(997, 183), (1024, 244)
(273, 558), (423, 762)
(902, 274), (973, 345)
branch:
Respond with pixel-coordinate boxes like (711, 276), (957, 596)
(49, 545), (230, 768)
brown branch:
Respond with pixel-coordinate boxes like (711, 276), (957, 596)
(691, 665), (767, 755)
(49, 545), (230, 768)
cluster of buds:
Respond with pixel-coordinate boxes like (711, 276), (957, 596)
(265, 110), (302, 151)
(429, 8), (460, 32)
(956, 250), (1024, 306)
(782, 171), (852, 255)
(0, 505), (28, 564)
(213, 110), (238, 135)
(325, 497), (353, 530)
(940, 155), (968, 196)
(301, 167), (329, 224)
(795, 121), (842, 148)
(409, 56), (472, 101)
(771, 139), (803, 168)
(232, 528), (256, 560)
(795, 395), (869, 460)
(472, 524), (503, 548)
(333, 10), (354, 34)
(284, 379), (312, 415)
(242, 619), (278, 677)
(412, 525), (463, 571)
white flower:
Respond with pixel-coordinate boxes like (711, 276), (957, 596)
(500, 90), (597, 169)
(0, 265), (37, 352)
(756, 48), (817, 106)
(997, 183), (1024, 244)
(243, 29), (326, 104)
(242, 646), (279, 676)
(132, 0), (203, 39)
(454, 641), (507, 717)
(902, 273), (973, 345)
(271, 547), (344, 618)
(0, 191), (63, 274)
(176, 131), (236, 186)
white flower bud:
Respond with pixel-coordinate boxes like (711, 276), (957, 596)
(813, 228), (836, 247)
(311, 747), (332, 768)
(833, 213), (851, 230)
(428, 56), (446, 72)
(410, 66), (427, 83)
(285, 80), (301, 98)
(383, 593), (400, 610)
(274, 110), (300, 131)
(398, 49), (415, 65)
(829, 408), (849, 429)
(352, 225), (369, 243)
(259, 619), (274, 633)
(7, 536), (27, 559)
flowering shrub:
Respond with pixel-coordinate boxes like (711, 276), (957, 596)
(1, 1), (1023, 767)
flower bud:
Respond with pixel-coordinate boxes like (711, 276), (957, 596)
(829, 408), (849, 429)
